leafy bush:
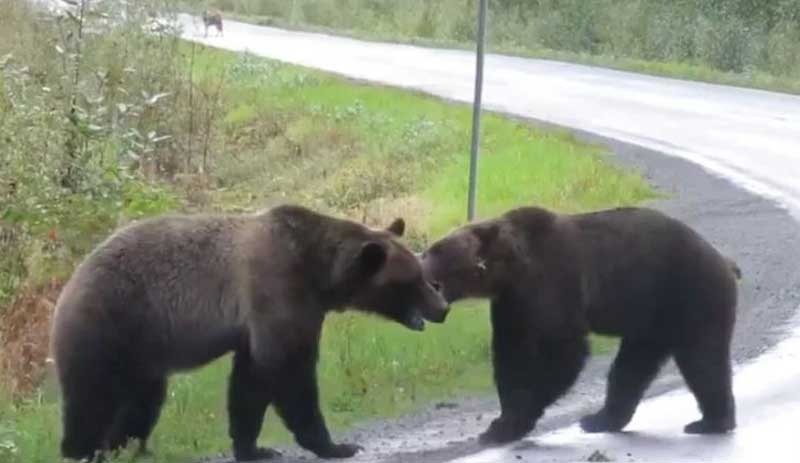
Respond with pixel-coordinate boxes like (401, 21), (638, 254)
(194, 0), (800, 80)
(0, 0), (192, 303)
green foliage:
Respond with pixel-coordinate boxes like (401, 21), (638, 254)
(0, 420), (19, 459)
(196, 0), (800, 91)
(2, 4), (649, 462)
(421, 120), (655, 238)
(0, 0), (218, 302)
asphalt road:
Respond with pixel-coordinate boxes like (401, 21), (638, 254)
(172, 14), (800, 463)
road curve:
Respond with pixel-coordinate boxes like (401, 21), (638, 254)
(175, 14), (800, 463)
(177, 13), (800, 218)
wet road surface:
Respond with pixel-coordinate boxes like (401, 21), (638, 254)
(171, 13), (800, 463)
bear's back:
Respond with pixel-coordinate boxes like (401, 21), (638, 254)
(52, 214), (257, 374)
(77, 215), (247, 310)
(569, 207), (735, 337)
(571, 207), (720, 275)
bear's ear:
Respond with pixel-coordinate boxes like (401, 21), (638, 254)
(473, 223), (499, 247)
(358, 241), (388, 278)
(386, 218), (405, 237)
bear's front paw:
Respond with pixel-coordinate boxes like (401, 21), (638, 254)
(684, 418), (735, 434)
(478, 417), (529, 445)
(315, 442), (363, 459)
(233, 446), (282, 461)
(579, 410), (626, 433)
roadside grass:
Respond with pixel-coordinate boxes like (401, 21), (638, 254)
(420, 116), (654, 238)
(0, 44), (649, 463)
(215, 12), (800, 96)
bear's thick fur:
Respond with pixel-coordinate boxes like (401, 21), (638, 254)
(51, 205), (448, 461)
(421, 206), (738, 444)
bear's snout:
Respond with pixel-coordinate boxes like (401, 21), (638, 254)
(419, 282), (449, 323)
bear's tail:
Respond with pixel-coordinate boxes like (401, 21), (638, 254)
(727, 257), (742, 280)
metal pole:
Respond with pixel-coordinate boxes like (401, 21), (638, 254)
(467, 0), (487, 221)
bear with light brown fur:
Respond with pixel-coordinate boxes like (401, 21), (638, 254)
(52, 204), (448, 461)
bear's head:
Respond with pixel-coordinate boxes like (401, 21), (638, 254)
(341, 218), (450, 331)
(420, 221), (503, 304)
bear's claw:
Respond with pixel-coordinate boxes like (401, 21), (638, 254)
(478, 417), (530, 445)
(579, 410), (628, 433)
(684, 418), (735, 434)
(315, 442), (363, 459)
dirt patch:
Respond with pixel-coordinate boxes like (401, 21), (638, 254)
(0, 279), (63, 398)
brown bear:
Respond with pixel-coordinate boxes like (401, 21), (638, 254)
(420, 206), (738, 444)
(202, 9), (223, 37)
(51, 204), (448, 462)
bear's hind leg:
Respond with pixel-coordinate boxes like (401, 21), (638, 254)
(60, 374), (124, 461)
(481, 334), (588, 445)
(580, 339), (670, 433)
(227, 350), (281, 461)
(107, 377), (167, 456)
(674, 340), (735, 434)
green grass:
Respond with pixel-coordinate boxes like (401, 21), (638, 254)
(216, 11), (800, 96)
(2, 305), (495, 463)
(497, 47), (800, 96)
(0, 44), (649, 463)
(421, 115), (654, 238)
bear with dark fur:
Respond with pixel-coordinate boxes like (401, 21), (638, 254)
(421, 206), (738, 444)
(51, 204), (448, 462)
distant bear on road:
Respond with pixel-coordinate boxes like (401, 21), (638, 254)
(51, 204), (449, 461)
(421, 206), (738, 444)
(202, 9), (223, 37)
